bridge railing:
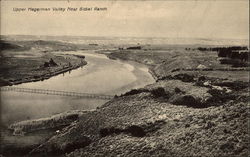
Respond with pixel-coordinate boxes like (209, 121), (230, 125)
(0, 87), (114, 100)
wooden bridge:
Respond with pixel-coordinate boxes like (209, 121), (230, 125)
(0, 87), (114, 100)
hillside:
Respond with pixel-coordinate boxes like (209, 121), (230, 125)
(19, 45), (249, 156)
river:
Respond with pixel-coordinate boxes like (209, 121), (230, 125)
(0, 50), (155, 155)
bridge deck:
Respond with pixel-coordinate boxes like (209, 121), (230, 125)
(0, 87), (114, 100)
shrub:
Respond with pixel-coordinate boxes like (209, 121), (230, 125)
(122, 88), (150, 97)
(173, 73), (194, 82)
(125, 125), (146, 137)
(171, 95), (201, 108)
(206, 89), (236, 105)
(150, 87), (169, 98)
(174, 87), (182, 93)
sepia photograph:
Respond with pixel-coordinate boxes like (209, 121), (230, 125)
(0, 0), (249, 156)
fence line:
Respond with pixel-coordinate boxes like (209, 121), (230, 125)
(0, 87), (114, 100)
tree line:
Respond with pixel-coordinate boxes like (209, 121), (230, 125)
(197, 46), (249, 62)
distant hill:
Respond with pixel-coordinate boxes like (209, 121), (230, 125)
(1, 35), (248, 46)
(0, 40), (29, 51)
(0, 39), (78, 52)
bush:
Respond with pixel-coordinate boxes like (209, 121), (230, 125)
(171, 95), (201, 108)
(122, 88), (150, 96)
(212, 81), (248, 91)
(206, 89), (236, 105)
(99, 127), (122, 137)
(122, 87), (170, 99)
(125, 125), (146, 137)
(173, 73), (194, 82)
(174, 87), (182, 93)
(150, 87), (169, 98)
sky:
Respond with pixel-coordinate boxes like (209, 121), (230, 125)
(1, 1), (249, 39)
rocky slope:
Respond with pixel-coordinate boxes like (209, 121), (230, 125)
(28, 80), (248, 156)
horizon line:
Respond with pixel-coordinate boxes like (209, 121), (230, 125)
(1, 34), (249, 41)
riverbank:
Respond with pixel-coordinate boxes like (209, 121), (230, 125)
(8, 110), (90, 136)
(5, 44), (249, 156)
(0, 55), (87, 87)
(105, 46), (249, 82)
(1, 57), (87, 87)
(1, 110), (91, 156)
(0, 40), (87, 87)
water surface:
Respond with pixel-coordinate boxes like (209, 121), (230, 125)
(2, 51), (154, 124)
